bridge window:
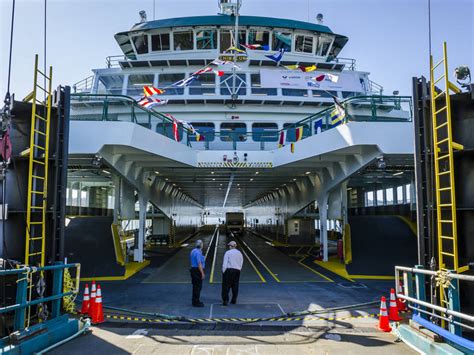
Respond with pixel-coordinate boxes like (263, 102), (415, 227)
(251, 74), (277, 95)
(405, 184), (411, 203)
(189, 122), (215, 142)
(284, 123), (310, 142)
(174, 30), (194, 50)
(220, 74), (247, 95)
(132, 34), (149, 54)
(342, 91), (359, 98)
(127, 74), (154, 96)
(295, 34), (313, 53)
(156, 121), (183, 142)
(220, 122), (247, 142)
(189, 74), (216, 95)
(397, 186), (404, 204)
(252, 123), (278, 142)
(365, 191), (374, 207)
(158, 73), (185, 95)
(151, 33), (170, 51)
(272, 31), (292, 51)
(97, 75), (124, 95)
(220, 30), (246, 52)
(386, 187), (394, 205)
(316, 34), (334, 56)
(376, 189), (384, 206)
(196, 29), (217, 49)
(248, 29), (269, 49)
(282, 88), (308, 97)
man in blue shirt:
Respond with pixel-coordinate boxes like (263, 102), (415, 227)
(189, 239), (205, 307)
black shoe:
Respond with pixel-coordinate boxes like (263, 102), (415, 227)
(231, 300), (237, 304)
(222, 302), (228, 306)
(193, 302), (204, 307)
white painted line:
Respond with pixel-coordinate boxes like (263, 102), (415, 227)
(277, 303), (286, 315)
(209, 230), (220, 283)
(209, 303), (214, 318)
(126, 328), (148, 339)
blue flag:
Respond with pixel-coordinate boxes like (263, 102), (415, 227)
(265, 49), (285, 63)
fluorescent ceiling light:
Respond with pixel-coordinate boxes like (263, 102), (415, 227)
(393, 171), (404, 176)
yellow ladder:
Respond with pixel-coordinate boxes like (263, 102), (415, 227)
(24, 54), (53, 267)
(429, 42), (463, 274)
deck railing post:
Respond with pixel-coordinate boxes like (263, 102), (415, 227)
(13, 269), (28, 331)
(415, 265), (426, 318)
(51, 263), (64, 319)
(448, 272), (462, 336)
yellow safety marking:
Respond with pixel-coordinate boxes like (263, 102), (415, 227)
(313, 256), (354, 282)
(81, 260), (150, 282)
(238, 239), (280, 282)
(349, 275), (395, 280)
(235, 240), (266, 283)
(298, 256), (333, 282)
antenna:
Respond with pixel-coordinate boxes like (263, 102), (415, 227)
(139, 10), (147, 23)
(218, 0), (241, 15)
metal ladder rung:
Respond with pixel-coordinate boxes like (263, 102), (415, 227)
(440, 236), (455, 240)
(28, 252), (43, 256)
(30, 237), (44, 241)
(438, 171), (451, 176)
(35, 113), (47, 122)
(29, 221), (43, 225)
(36, 69), (51, 80)
(433, 91), (446, 100)
(436, 154), (450, 161)
(433, 74), (446, 85)
(31, 190), (45, 195)
(437, 138), (450, 145)
(32, 175), (45, 180)
(436, 121), (448, 130)
(439, 203), (453, 207)
(435, 106), (447, 115)
(36, 84), (48, 94)
(30, 206), (44, 210)
(440, 220), (453, 223)
(33, 144), (45, 151)
(441, 252), (455, 257)
(439, 186), (451, 191)
(34, 129), (46, 136)
(432, 58), (445, 70)
(32, 159), (45, 165)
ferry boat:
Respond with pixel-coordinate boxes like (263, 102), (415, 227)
(71, 1), (410, 151)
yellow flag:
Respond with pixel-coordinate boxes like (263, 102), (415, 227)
(304, 65), (317, 72)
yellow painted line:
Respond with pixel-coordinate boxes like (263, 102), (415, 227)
(209, 231), (220, 283)
(239, 238), (280, 282)
(235, 240), (266, 283)
(298, 256), (333, 282)
(350, 275), (396, 280)
(313, 256), (354, 282)
(80, 260), (150, 281)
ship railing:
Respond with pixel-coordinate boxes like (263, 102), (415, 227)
(106, 55), (128, 68)
(332, 57), (356, 70)
(367, 79), (384, 95)
(394, 266), (474, 352)
(70, 94), (412, 151)
(72, 75), (94, 93)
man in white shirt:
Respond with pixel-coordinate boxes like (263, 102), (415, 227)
(221, 241), (244, 305)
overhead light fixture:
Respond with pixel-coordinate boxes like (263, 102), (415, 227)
(212, 178), (215, 181)
(393, 171), (404, 176)
(101, 170), (110, 175)
(293, 178), (296, 181)
(255, 171), (259, 175)
(237, 184), (240, 186)
(305, 171), (311, 175)
(250, 178), (254, 181)
(165, 178), (169, 181)
(211, 171), (215, 175)
(154, 171), (160, 175)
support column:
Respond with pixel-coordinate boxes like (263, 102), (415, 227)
(134, 193), (147, 263)
(112, 175), (121, 224)
(318, 192), (329, 262)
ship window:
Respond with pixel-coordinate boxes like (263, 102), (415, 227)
(252, 123), (278, 142)
(220, 74), (247, 95)
(156, 121), (183, 142)
(284, 123), (310, 142)
(220, 30), (246, 52)
(97, 75), (124, 95)
(151, 33), (170, 51)
(127, 74), (154, 97)
(189, 74), (216, 95)
(366, 191), (374, 207)
(251, 74), (277, 95)
(295, 34), (313, 53)
(220, 122), (247, 142)
(174, 30), (193, 50)
(397, 186), (404, 204)
(312, 90), (337, 98)
(248, 29), (269, 49)
(196, 29), (217, 50)
(132, 34), (149, 54)
(282, 88), (308, 97)
(405, 184), (411, 203)
(189, 122), (215, 142)
(376, 189), (384, 205)
(342, 91), (358, 98)
(158, 73), (185, 95)
(272, 31), (292, 51)
(316, 34), (333, 56)
(386, 188), (394, 205)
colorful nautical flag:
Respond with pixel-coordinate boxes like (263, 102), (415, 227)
(314, 118), (323, 134)
(330, 97), (346, 127)
(291, 143), (295, 153)
(285, 64), (317, 72)
(172, 118), (179, 141)
(278, 130), (286, 148)
(211, 59), (241, 69)
(143, 86), (165, 97)
(265, 49), (285, 63)
(327, 73), (339, 83)
(241, 44), (270, 51)
(137, 97), (168, 108)
(314, 74), (325, 82)
(173, 76), (198, 87)
(195, 132), (205, 142)
(225, 46), (247, 54)
(192, 67), (214, 76)
(213, 70), (225, 77)
(295, 126), (304, 141)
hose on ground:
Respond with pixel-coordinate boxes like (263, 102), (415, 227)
(102, 305), (187, 321)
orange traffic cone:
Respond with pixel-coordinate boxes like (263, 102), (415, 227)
(92, 284), (104, 324)
(389, 288), (402, 321)
(397, 282), (407, 312)
(89, 281), (97, 319)
(378, 296), (392, 332)
(80, 284), (90, 315)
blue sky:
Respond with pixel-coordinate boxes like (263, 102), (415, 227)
(1, 0), (472, 98)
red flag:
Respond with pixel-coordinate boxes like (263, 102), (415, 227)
(295, 126), (304, 141)
(143, 86), (165, 96)
(213, 70), (225, 77)
(172, 119), (179, 141)
(278, 130), (286, 148)
(314, 74), (325, 82)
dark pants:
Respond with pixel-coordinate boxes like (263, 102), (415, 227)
(190, 267), (202, 305)
(222, 268), (241, 304)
